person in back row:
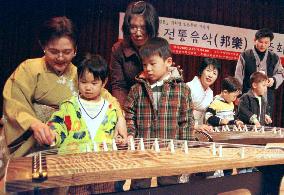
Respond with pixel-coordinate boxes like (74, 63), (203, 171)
(235, 28), (284, 116)
(109, 1), (159, 107)
(186, 58), (220, 132)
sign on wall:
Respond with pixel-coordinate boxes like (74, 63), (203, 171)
(119, 13), (284, 64)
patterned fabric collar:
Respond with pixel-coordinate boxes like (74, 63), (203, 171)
(190, 76), (211, 93)
(136, 69), (183, 87)
(150, 74), (170, 89)
(214, 95), (230, 104)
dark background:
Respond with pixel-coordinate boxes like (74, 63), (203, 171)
(0, 0), (283, 127)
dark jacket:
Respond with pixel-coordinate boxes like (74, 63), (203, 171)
(241, 49), (279, 94)
(237, 89), (268, 125)
(237, 49), (281, 115)
(109, 40), (143, 106)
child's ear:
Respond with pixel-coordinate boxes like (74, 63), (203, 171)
(252, 82), (257, 89)
(223, 90), (228, 94)
(165, 57), (173, 67)
(102, 77), (108, 88)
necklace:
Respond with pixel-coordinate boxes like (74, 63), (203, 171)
(78, 96), (105, 119)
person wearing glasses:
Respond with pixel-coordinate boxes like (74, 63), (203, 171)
(109, 1), (159, 107)
(2, 16), (124, 159)
(3, 16), (77, 158)
(109, 2), (159, 191)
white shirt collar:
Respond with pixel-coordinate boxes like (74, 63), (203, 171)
(191, 76), (211, 92)
(150, 74), (170, 89)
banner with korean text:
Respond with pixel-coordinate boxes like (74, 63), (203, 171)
(119, 13), (284, 64)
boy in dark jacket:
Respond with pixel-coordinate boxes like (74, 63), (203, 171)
(238, 71), (272, 127)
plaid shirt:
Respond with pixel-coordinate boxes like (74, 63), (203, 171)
(125, 73), (194, 140)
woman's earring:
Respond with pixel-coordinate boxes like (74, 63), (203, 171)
(74, 52), (77, 56)
(43, 50), (46, 54)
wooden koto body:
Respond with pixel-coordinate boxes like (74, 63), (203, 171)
(195, 125), (284, 144)
(5, 139), (284, 193)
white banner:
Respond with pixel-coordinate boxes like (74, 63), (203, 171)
(119, 13), (284, 64)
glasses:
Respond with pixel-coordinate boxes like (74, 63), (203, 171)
(45, 48), (75, 58)
(130, 25), (146, 34)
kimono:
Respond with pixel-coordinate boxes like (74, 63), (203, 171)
(3, 57), (122, 157)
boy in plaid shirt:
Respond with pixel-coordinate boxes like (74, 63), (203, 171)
(124, 37), (194, 189)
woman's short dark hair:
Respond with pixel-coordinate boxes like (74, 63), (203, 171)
(255, 28), (274, 41)
(39, 16), (77, 47)
(197, 58), (221, 76)
(77, 53), (108, 83)
(122, 1), (159, 43)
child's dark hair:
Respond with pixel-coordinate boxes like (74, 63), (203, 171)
(250, 71), (268, 86)
(222, 76), (242, 92)
(139, 37), (171, 60)
(77, 53), (108, 82)
(255, 28), (274, 41)
(198, 58), (221, 76)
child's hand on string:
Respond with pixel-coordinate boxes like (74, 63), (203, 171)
(254, 120), (261, 128)
(115, 134), (127, 146)
(195, 124), (212, 132)
(235, 120), (244, 127)
(265, 115), (272, 124)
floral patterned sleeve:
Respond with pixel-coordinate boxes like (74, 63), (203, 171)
(47, 103), (69, 147)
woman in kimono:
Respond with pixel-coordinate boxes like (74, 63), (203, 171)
(2, 16), (124, 158)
